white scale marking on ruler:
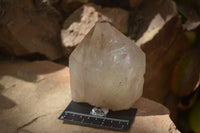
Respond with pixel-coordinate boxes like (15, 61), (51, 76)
(65, 111), (129, 123)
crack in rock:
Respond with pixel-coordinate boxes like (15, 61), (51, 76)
(16, 114), (46, 133)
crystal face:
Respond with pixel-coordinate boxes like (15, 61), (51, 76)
(69, 23), (146, 111)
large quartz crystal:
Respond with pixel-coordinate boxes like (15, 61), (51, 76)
(69, 22), (146, 111)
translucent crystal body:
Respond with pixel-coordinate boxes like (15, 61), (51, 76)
(69, 23), (146, 110)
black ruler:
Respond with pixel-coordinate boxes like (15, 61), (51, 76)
(59, 101), (137, 131)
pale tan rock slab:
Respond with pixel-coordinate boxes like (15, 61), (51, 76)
(0, 61), (179, 133)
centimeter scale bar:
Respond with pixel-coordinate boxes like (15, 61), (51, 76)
(59, 101), (137, 131)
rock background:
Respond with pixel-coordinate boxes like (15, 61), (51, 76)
(61, 3), (129, 57)
(0, 0), (200, 132)
(0, 0), (63, 60)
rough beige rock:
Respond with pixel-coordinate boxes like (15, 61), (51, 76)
(0, 60), (179, 133)
(69, 22), (145, 111)
(61, 3), (129, 56)
(0, 0), (63, 60)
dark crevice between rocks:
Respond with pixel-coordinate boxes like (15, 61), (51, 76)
(0, 52), (47, 61)
(0, 47), (16, 62)
(0, 49), (70, 67)
(54, 57), (69, 66)
(55, 1), (84, 20)
(54, 55), (70, 66)
(18, 53), (48, 61)
(93, 0), (130, 10)
(54, 46), (76, 66)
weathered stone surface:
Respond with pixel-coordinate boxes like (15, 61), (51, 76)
(130, 0), (178, 101)
(61, 3), (129, 56)
(21, 98), (180, 133)
(0, 60), (179, 133)
(129, 0), (177, 41)
(0, 0), (63, 60)
(0, 60), (70, 133)
(141, 17), (188, 102)
(129, 0), (191, 121)
(69, 23), (145, 111)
